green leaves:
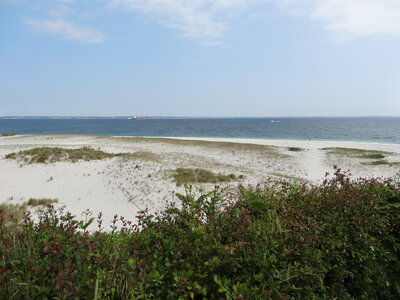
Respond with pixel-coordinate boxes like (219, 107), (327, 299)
(1, 170), (399, 299)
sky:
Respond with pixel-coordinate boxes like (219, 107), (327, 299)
(1, 0), (400, 117)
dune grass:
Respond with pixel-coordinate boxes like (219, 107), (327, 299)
(27, 198), (58, 206)
(0, 199), (56, 229)
(323, 147), (399, 166)
(5, 147), (159, 164)
(0, 203), (27, 227)
(288, 147), (303, 152)
(322, 147), (391, 158)
(172, 168), (243, 186)
(361, 153), (386, 159)
(362, 160), (400, 166)
(114, 136), (284, 156)
(1, 132), (16, 137)
(0, 199), (59, 225)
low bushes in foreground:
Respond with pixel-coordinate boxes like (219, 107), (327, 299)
(1, 168), (399, 299)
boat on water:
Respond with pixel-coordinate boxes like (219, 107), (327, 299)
(130, 116), (146, 120)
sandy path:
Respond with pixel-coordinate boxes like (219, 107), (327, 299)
(299, 149), (328, 183)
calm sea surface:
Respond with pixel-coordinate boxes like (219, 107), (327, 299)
(0, 117), (399, 144)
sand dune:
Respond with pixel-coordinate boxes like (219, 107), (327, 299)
(1, 135), (399, 226)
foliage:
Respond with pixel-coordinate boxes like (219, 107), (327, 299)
(1, 168), (399, 299)
(172, 168), (243, 186)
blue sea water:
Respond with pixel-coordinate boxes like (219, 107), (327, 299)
(0, 117), (399, 144)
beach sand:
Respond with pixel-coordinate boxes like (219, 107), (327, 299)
(1, 135), (399, 227)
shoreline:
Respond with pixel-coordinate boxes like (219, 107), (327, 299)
(136, 136), (400, 149)
(5, 133), (400, 147)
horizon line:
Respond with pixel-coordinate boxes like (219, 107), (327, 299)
(1, 115), (400, 119)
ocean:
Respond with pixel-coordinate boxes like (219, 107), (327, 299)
(0, 117), (399, 144)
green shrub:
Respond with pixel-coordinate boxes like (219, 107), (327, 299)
(0, 168), (399, 299)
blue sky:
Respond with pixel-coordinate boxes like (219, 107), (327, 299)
(1, 0), (400, 117)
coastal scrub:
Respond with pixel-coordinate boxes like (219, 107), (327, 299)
(0, 168), (399, 299)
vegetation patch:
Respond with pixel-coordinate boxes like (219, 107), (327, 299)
(172, 168), (243, 186)
(360, 153), (386, 159)
(5, 147), (159, 164)
(362, 160), (400, 166)
(27, 198), (58, 206)
(115, 136), (284, 157)
(288, 147), (303, 152)
(1, 132), (16, 137)
(322, 147), (390, 159)
(323, 148), (400, 166)
(0, 199), (59, 228)
(0, 203), (27, 227)
(0, 168), (399, 299)
(128, 151), (160, 163)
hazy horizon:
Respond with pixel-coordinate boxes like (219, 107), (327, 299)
(1, 115), (400, 119)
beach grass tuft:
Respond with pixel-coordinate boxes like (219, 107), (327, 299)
(0, 203), (27, 226)
(360, 153), (386, 159)
(172, 168), (243, 186)
(27, 198), (58, 206)
(288, 147), (303, 152)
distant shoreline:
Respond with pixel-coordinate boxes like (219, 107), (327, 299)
(120, 135), (400, 147)
(1, 116), (400, 119)
(4, 133), (400, 146)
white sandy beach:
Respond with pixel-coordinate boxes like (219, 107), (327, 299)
(1, 135), (399, 226)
